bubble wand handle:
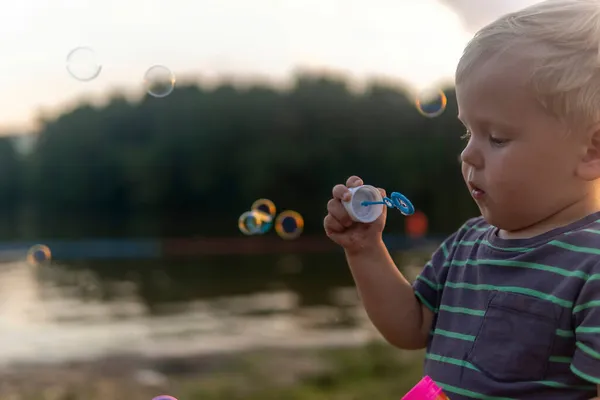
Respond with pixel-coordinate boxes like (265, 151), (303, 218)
(401, 376), (450, 400)
(361, 191), (415, 216)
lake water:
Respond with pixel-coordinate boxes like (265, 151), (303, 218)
(0, 249), (432, 367)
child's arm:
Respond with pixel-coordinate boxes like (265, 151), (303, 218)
(344, 217), (468, 350)
(346, 240), (434, 349)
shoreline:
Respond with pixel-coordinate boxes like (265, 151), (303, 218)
(0, 326), (384, 371)
(0, 235), (439, 260)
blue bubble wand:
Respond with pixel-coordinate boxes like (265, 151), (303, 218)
(361, 191), (415, 216)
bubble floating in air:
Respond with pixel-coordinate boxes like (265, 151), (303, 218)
(152, 396), (178, 400)
(415, 88), (447, 118)
(251, 198), (276, 218)
(26, 244), (52, 267)
(66, 46), (102, 82)
(238, 210), (273, 235)
(143, 65), (176, 98)
(275, 210), (304, 240)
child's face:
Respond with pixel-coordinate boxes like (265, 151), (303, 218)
(456, 58), (591, 232)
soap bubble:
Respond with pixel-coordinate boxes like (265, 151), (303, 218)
(66, 46), (102, 82)
(152, 396), (177, 400)
(251, 198), (276, 218)
(415, 89), (447, 118)
(26, 244), (52, 266)
(275, 210), (304, 240)
(238, 210), (273, 235)
(143, 65), (176, 98)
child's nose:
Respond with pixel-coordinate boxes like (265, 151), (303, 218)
(460, 140), (484, 169)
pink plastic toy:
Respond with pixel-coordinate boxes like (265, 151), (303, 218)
(402, 376), (450, 400)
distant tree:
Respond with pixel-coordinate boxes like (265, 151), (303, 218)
(20, 71), (477, 236)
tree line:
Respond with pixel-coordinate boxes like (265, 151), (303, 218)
(0, 72), (478, 238)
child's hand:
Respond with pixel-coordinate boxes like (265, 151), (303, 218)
(324, 175), (387, 254)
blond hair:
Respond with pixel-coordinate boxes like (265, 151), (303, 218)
(456, 0), (600, 130)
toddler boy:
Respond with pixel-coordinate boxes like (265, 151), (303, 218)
(324, 1), (600, 398)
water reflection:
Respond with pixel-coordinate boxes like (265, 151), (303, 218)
(0, 251), (435, 367)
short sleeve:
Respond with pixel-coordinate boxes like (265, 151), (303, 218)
(571, 276), (600, 384)
(412, 225), (463, 314)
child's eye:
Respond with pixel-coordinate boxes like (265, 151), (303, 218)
(489, 136), (509, 146)
(460, 129), (471, 140)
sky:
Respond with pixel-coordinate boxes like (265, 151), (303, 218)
(0, 0), (541, 135)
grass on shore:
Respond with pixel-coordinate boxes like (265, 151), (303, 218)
(13, 341), (424, 400)
(182, 342), (424, 400)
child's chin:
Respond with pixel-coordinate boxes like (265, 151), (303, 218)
(478, 208), (496, 225)
(481, 211), (513, 231)
(472, 200), (507, 228)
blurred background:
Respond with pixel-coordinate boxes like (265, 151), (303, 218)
(0, 0), (539, 399)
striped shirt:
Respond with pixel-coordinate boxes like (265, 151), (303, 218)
(413, 212), (600, 399)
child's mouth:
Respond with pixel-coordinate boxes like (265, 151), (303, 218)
(469, 183), (485, 199)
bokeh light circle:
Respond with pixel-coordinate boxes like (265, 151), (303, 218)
(275, 210), (304, 240)
(251, 198), (276, 217)
(66, 46), (102, 82)
(26, 244), (52, 266)
(415, 89), (447, 118)
(238, 210), (273, 235)
(143, 65), (176, 98)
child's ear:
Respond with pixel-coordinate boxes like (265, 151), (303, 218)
(577, 124), (600, 181)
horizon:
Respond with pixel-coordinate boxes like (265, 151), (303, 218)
(0, 0), (541, 136)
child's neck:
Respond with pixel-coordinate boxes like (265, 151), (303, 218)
(498, 194), (600, 240)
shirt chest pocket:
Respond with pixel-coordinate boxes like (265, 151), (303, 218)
(466, 291), (561, 382)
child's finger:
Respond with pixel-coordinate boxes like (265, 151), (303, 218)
(346, 176), (364, 188)
(332, 184), (351, 201)
(323, 214), (345, 233)
(327, 199), (353, 227)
